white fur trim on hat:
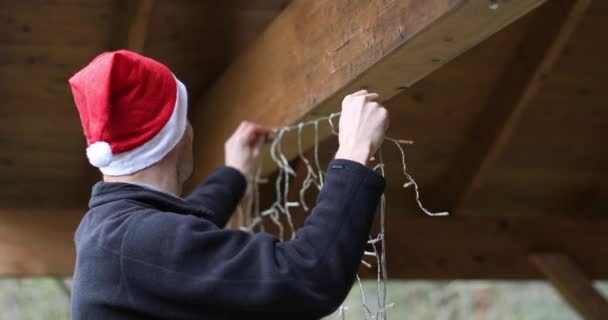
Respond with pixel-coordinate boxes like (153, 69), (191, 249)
(95, 76), (188, 176)
(87, 141), (113, 167)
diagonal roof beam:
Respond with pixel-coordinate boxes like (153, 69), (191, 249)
(445, 0), (592, 215)
(530, 253), (608, 320)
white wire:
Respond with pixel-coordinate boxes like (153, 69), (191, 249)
(236, 112), (448, 319)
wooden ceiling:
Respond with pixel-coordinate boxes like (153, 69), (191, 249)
(310, 0), (608, 219)
(0, 0), (290, 208)
(0, 0), (607, 281)
(467, 0), (608, 218)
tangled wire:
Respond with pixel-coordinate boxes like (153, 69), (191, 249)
(237, 112), (448, 319)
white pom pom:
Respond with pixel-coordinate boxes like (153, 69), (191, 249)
(86, 141), (113, 168)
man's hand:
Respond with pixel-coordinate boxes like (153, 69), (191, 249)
(335, 90), (389, 166)
(225, 121), (268, 177)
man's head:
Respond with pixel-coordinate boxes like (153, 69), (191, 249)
(69, 50), (192, 192)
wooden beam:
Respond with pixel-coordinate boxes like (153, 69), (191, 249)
(530, 253), (608, 320)
(203, 211), (608, 279)
(189, 0), (547, 186)
(0, 209), (82, 276)
(380, 216), (608, 279)
(445, 0), (592, 214)
(3, 206), (608, 279)
(129, 0), (155, 52)
(119, 0), (155, 53)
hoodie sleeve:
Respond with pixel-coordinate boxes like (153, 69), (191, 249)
(184, 166), (247, 227)
(122, 159), (385, 319)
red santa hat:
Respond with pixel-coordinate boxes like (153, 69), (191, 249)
(69, 50), (188, 176)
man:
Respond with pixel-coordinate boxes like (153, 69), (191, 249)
(69, 50), (388, 319)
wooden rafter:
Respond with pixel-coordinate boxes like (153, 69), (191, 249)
(530, 253), (608, 320)
(115, 0), (154, 54)
(0, 209), (82, 276)
(446, 0), (592, 214)
(5, 209), (608, 279)
(127, 0), (154, 53)
(380, 217), (608, 279)
(189, 0), (547, 185)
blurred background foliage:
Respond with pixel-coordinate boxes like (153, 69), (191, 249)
(0, 278), (70, 320)
(327, 281), (608, 320)
(1, 278), (607, 319)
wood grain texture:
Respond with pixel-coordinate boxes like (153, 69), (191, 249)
(380, 217), (608, 279)
(0, 0), (115, 208)
(126, 0), (155, 53)
(189, 0), (547, 188)
(0, 1), (288, 208)
(445, 0), (593, 215)
(0, 209), (83, 276)
(466, 0), (608, 218)
(1, 0), (607, 280)
(144, 0), (290, 104)
(5, 208), (608, 279)
(530, 253), (608, 320)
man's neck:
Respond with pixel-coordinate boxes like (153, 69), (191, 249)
(103, 162), (181, 196)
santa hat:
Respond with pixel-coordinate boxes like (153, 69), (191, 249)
(68, 50), (188, 176)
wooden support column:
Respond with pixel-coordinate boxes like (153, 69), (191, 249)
(189, 0), (547, 185)
(113, 0), (155, 52)
(0, 209), (82, 276)
(446, 0), (592, 214)
(127, 0), (155, 52)
(530, 253), (608, 320)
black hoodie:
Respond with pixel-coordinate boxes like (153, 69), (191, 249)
(71, 159), (385, 319)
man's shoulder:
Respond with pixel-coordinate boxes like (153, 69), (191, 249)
(76, 200), (153, 251)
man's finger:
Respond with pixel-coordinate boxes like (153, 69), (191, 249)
(252, 125), (269, 136)
(243, 124), (266, 145)
(239, 125), (255, 145)
(365, 93), (381, 102)
(255, 133), (266, 148)
(244, 123), (268, 137)
(252, 136), (265, 158)
(234, 121), (248, 135)
(349, 89), (369, 97)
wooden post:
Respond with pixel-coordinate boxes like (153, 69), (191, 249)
(530, 253), (608, 320)
(126, 0), (155, 53)
(112, 0), (155, 52)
